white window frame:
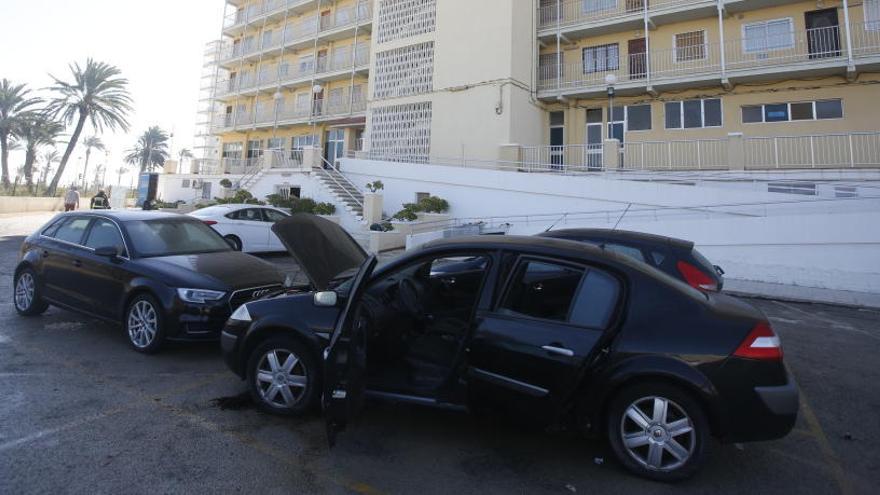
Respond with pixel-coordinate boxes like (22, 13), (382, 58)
(673, 30), (707, 63)
(867, 0), (880, 32)
(665, 99), (723, 130)
(623, 104), (652, 132)
(742, 18), (795, 54)
(741, 99), (844, 124)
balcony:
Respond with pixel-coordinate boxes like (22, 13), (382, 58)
(215, 43), (370, 99)
(219, 1), (373, 68)
(538, 24), (880, 99)
(223, 0), (319, 35)
(213, 87), (367, 132)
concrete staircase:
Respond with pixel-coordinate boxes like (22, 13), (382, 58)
(312, 165), (365, 219)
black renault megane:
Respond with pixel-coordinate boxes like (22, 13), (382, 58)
(220, 214), (798, 481)
(13, 211), (284, 353)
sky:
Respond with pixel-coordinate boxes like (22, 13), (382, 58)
(1, 0), (226, 188)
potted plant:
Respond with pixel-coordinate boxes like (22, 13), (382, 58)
(363, 181), (385, 224)
(415, 196), (451, 223)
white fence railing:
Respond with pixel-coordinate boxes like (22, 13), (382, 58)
(537, 0), (704, 30)
(744, 133), (880, 169)
(521, 144), (603, 172)
(623, 139), (729, 170)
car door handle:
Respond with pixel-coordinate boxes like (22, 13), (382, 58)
(541, 345), (574, 357)
(72, 260), (82, 268)
(42, 250), (49, 258)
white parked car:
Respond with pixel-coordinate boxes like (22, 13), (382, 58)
(189, 204), (290, 253)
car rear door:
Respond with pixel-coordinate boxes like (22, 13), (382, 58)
(229, 208), (270, 251)
(261, 208), (289, 251)
(323, 254), (377, 447)
(41, 216), (94, 308)
(466, 256), (622, 421)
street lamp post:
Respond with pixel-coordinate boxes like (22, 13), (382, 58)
(605, 74), (618, 170)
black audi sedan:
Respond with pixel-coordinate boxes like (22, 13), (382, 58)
(13, 211), (284, 353)
(220, 214), (797, 481)
(539, 229), (725, 291)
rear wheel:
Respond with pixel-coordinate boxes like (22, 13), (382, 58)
(247, 337), (319, 416)
(224, 235), (242, 252)
(14, 268), (49, 316)
(606, 382), (709, 482)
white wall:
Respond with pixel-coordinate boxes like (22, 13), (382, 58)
(341, 158), (880, 299)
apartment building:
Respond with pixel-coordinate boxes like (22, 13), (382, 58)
(535, 0), (880, 169)
(210, 0), (372, 174)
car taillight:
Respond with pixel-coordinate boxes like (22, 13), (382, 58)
(733, 322), (783, 361)
(676, 261), (718, 291)
(202, 220), (218, 226)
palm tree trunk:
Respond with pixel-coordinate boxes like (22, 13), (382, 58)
(0, 133), (10, 189)
(46, 110), (87, 196)
(24, 147), (36, 193)
(82, 149), (91, 192)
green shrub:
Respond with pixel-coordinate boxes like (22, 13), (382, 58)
(366, 180), (384, 193)
(313, 202), (337, 215)
(214, 189), (264, 205)
(392, 208), (418, 222)
(219, 178), (233, 188)
(418, 196), (449, 213)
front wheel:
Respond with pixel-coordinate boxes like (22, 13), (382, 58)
(246, 337), (319, 416)
(606, 382), (709, 482)
(14, 268), (49, 316)
(125, 294), (165, 354)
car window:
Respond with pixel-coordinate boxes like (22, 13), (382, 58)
(84, 219), (127, 255)
(569, 269), (621, 329)
(53, 217), (92, 245)
(690, 248), (718, 275)
(125, 219), (231, 257)
(604, 243), (646, 263)
(499, 260), (584, 322)
(650, 250), (666, 267)
(41, 217), (66, 237)
(263, 208), (288, 222)
(236, 208), (264, 222)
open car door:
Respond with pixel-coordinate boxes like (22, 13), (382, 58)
(324, 254), (377, 447)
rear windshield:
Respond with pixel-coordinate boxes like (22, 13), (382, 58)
(691, 248), (719, 277)
(125, 218), (231, 257)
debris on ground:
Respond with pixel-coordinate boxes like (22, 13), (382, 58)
(565, 483), (577, 493)
(210, 392), (252, 411)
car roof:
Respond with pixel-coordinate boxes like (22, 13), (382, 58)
(55, 210), (188, 222)
(539, 228), (694, 250)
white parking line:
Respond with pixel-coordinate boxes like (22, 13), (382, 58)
(773, 301), (880, 342)
(0, 407), (129, 453)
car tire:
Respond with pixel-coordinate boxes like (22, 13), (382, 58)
(606, 382), (709, 482)
(247, 337), (319, 416)
(224, 235), (242, 252)
(13, 267), (49, 316)
(124, 294), (166, 354)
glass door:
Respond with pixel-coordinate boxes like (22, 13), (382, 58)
(324, 129), (345, 168)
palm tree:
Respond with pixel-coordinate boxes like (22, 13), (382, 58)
(178, 148), (193, 173)
(44, 59), (132, 196)
(125, 126), (170, 173)
(39, 149), (60, 189)
(0, 79), (41, 188)
(81, 136), (105, 190)
(115, 165), (128, 186)
(16, 113), (64, 191)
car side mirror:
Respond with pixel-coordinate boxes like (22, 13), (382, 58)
(94, 246), (120, 258)
(313, 291), (338, 307)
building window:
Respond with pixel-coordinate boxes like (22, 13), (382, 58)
(374, 41), (435, 99)
(377, 0), (436, 44)
(626, 105), (652, 131)
(246, 140), (263, 158)
(222, 142), (243, 160)
(267, 138), (286, 151)
(868, 0), (880, 31)
(583, 43), (619, 74)
(742, 99), (843, 123)
(369, 101), (433, 162)
(674, 31), (706, 62)
(275, 185), (302, 199)
(665, 99), (722, 129)
(415, 192), (430, 203)
(182, 179), (191, 188)
(743, 18), (794, 53)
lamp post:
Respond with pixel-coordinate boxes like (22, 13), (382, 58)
(605, 73), (617, 138)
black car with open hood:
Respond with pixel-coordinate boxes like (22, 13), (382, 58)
(220, 214), (797, 482)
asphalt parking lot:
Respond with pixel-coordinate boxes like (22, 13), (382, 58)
(1, 213), (878, 494)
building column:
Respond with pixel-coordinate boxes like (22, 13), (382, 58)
(842, 0), (856, 74)
(717, 0), (729, 88)
(603, 139), (621, 169)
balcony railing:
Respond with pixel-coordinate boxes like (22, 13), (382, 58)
(223, 0), (316, 30)
(537, 0), (705, 31)
(216, 87), (367, 131)
(538, 25), (879, 95)
(220, 1), (372, 64)
(216, 44), (370, 97)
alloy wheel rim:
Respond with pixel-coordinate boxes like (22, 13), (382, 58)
(15, 273), (35, 311)
(256, 348), (308, 409)
(620, 396), (695, 472)
(128, 300), (158, 348)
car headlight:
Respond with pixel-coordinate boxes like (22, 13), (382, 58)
(177, 288), (226, 304)
(230, 304), (252, 322)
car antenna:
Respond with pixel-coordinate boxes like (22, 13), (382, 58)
(612, 203), (632, 231)
(544, 213), (568, 232)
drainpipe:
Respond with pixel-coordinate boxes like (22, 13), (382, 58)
(644, 0), (651, 91)
(717, 0), (728, 87)
(309, 0), (323, 124)
(556, 0), (561, 94)
(273, 6), (291, 137)
(842, 0), (855, 72)
(348, 2), (362, 118)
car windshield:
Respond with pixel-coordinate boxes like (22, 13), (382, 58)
(125, 218), (232, 257)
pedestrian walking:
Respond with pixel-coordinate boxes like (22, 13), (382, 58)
(64, 187), (80, 212)
(90, 190), (110, 209)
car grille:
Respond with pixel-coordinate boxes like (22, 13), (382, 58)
(228, 285), (283, 311)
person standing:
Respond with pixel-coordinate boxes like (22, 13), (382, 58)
(64, 187), (80, 212)
(90, 190), (109, 209)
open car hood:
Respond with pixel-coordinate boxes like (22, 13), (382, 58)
(271, 213), (368, 291)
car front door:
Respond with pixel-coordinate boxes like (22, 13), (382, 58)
(230, 208), (270, 251)
(80, 218), (130, 319)
(324, 254), (377, 446)
(466, 257), (622, 422)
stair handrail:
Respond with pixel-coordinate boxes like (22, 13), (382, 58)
(315, 157), (364, 210)
(236, 154), (267, 190)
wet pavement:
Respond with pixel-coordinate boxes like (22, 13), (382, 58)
(1, 213), (878, 494)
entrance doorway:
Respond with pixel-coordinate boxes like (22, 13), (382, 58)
(324, 129), (345, 168)
(805, 9), (841, 59)
(628, 38), (647, 80)
(586, 108), (603, 170)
